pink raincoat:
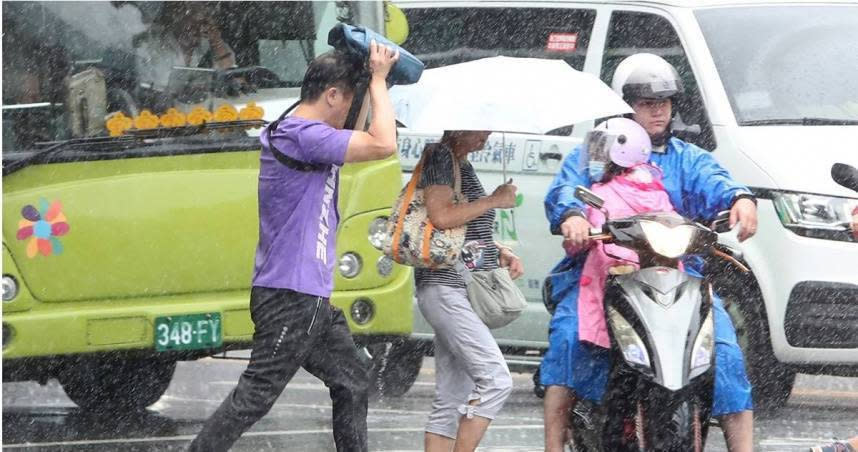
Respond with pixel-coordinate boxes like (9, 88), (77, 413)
(563, 165), (676, 348)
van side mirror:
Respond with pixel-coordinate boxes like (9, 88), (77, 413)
(832, 163), (858, 193)
(574, 186), (605, 210)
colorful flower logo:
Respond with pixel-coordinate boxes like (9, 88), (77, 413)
(16, 198), (69, 258)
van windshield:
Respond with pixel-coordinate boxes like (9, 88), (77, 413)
(696, 5), (858, 126)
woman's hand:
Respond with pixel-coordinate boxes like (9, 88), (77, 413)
(499, 247), (524, 279)
(491, 183), (517, 209)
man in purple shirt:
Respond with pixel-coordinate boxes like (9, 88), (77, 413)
(189, 40), (400, 452)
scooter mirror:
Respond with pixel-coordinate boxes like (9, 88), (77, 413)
(711, 210), (731, 233)
(574, 185), (605, 209)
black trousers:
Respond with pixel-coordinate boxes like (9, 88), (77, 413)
(189, 287), (370, 452)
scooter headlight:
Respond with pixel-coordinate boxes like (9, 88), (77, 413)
(639, 220), (696, 258)
(607, 307), (651, 369)
(689, 311), (714, 379)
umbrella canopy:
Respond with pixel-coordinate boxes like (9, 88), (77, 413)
(391, 56), (632, 134)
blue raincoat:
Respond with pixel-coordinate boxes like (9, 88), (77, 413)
(540, 136), (754, 416)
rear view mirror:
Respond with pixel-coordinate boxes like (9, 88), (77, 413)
(711, 210), (731, 233)
(574, 186), (604, 209)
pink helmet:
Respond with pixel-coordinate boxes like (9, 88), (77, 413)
(592, 117), (652, 168)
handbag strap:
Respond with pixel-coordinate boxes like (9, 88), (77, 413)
(450, 148), (463, 198)
(390, 148), (431, 262)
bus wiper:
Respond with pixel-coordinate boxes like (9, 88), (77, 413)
(2, 135), (144, 176)
(741, 117), (858, 126)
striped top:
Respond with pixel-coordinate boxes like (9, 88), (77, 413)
(415, 144), (499, 288)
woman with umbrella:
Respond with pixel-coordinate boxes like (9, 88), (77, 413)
(417, 130), (521, 451)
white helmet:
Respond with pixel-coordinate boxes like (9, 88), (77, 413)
(611, 53), (684, 103)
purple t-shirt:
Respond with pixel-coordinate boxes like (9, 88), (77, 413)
(252, 117), (353, 297)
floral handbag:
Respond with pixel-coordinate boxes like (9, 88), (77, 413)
(383, 147), (466, 268)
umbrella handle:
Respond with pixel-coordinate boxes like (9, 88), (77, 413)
(502, 132), (507, 183)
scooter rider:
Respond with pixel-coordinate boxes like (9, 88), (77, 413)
(541, 53), (757, 452)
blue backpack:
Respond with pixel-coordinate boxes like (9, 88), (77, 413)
(328, 23), (424, 86)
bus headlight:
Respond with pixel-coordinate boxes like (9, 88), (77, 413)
(368, 217), (389, 250)
(339, 253), (362, 278)
(350, 298), (375, 325)
(2, 276), (18, 302)
(377, 256), (394, 277)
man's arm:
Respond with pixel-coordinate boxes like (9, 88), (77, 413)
(677, 140), (758, 241)
(545, 145), (596, 247)
(203, 22), (236, 70)
(545, 145), (591, 233)
(344, 41), (399, 163)
(678, 141), (754, 218)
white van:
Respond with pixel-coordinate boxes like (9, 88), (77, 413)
(391, 0), (858, 409)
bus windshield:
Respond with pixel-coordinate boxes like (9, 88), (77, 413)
(2, 1), (377, 153)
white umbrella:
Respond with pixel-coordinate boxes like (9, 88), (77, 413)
(391, 56), (632, 135)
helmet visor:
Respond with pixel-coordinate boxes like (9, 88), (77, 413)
(623, 78), (683, 100)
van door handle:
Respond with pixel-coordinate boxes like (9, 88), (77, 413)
(539, 152), (563, 161)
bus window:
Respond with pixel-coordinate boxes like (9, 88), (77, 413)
(1, 1), (361, 152)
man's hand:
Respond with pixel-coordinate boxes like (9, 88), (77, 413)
(560, 215), (592, 248)
(368, 40), (399, 80)
(499, 248), (524, 279)
(729, 198), (758, 242)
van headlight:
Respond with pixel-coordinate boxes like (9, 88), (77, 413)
(689, 311), (714, 379)
(773, 192), (858, 242)
(639, 220), (696, 258)
(339, 253), (362, 278)
(368, 217), (389, 250)
(607, 307), (651, 370)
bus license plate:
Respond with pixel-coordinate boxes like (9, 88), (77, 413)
(155, 313), (222, 352)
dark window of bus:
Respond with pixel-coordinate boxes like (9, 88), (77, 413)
(601, 11), (716, 150)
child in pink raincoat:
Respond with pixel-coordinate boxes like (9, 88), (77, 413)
(563, 117), (678, 348)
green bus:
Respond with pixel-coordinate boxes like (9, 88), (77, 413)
(2, 1), (419, 412)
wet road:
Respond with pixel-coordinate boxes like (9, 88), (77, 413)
(4, 357), (857, 451)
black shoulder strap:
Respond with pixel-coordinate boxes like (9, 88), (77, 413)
(265, 100), (325, 172)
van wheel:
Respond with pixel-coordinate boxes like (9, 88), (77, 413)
(368, 340), (423, 398)
(59, 358), (176, 413)
(725, 298), (796, 412)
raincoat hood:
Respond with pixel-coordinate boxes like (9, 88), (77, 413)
(732, 126), (858, 197)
